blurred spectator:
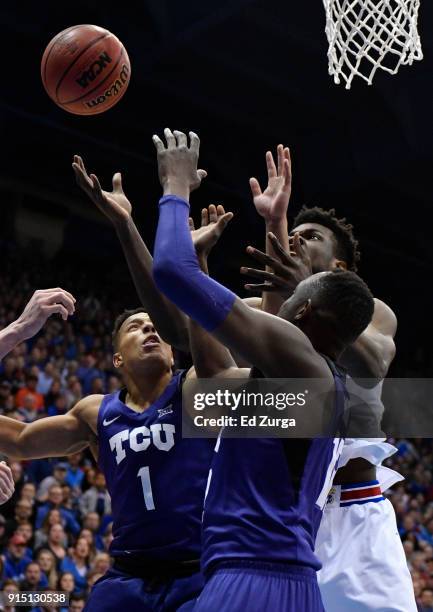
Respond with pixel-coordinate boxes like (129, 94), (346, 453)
(5, 499), (34, 537)
(15, 375), (44, 411)
(76, 354), (103, 396)
(18, 561), (48, 591)
(4, 535), (32, 582)
(34, 509), (62, 549)
(35, 485), (79, 535)
(35, 549), (58, 590)
(79, 473), (111, 517)
(68, 594), (86, 612)
(419, 588), (433, 612)
(65, 454), (84, 493)
(44, 524), (67, 566)
(60, 538), (89, 593)
(90, 552), (110, 576)
(36, 364), (55, 396)
(57, 572), (75, 602)
(37, 466), (68, 502)
(1, 579), (19, 612)
(15, 522), (34, 557)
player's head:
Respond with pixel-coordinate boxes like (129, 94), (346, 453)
(279, 270), (374, 353)
(112, 308), (173, 375)
(290, 206), (360, 273)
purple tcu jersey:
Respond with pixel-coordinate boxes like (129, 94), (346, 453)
(97, 370), (214, 560)
(202, 360), (347, 574)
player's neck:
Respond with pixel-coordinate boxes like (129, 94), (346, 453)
(123, 369), (173, 412)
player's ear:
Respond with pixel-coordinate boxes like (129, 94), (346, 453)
(333, 258), (347, 270)
(113, 352), (123, 369)
(294, 299), (311, 321)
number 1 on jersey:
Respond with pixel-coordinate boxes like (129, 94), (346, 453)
(137, 466), (155, 510)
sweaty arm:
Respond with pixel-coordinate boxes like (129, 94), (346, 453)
(153, 195), (328, 379)
(0, 395), (100, 460)
(115, 219), (189, 351)
(72, 156), (189, 352)
(341, 298), (396, 382)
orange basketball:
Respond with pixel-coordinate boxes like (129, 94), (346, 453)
(41, 24), (131, 116)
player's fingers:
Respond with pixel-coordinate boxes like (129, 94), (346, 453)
(41, 291), (76, 315)
(216, 212), (233, 232)
(0, 471), (14, 496)
(249, 177), (262, 198)
(173, 130), (187, 147)
(197, 169), (207, 181)
(292, 232), (305, 258)
(164, 128), (176, 149)
(240, 267), (276, 282)
(0, 463), (14, 487)
(208, 204), (218, 224)
(189, 131), (200, 154)
(89, 173), (104, 197)
(189, 217), (195, 231)
(266, 150), (277, 178)
(201, 208), (209, 227)
(245, 246), (279, 269)
(36, 288), (76, 304)
(43, 304), (70, 322)
(152, 134), (165, 152)
(277, 144), (284, 176)
(216, 204), (226, 216)
(283, 158), (291, 188)
(112, 172), (123, 193)
(268, 233), (293, 263)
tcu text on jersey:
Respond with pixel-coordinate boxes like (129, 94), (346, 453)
(109, 424), (175, 464)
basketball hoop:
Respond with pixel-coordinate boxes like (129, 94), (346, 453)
(323, 0), (423, 89)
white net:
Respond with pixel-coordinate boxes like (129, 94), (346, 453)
(323, 0), (423, 89)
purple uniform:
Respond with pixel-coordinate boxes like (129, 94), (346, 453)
(195, 360), (347, 612)
(85, 371), (214, 612)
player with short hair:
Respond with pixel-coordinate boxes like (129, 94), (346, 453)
(151, 128), (375, 611)
(245, 152), (416, 611)
(0, 305), (216, 611)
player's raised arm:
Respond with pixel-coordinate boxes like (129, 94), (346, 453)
(152, 129), (369, 378)
(72, 156), (190, 352)
(186, 204), (249, 379)
(250, 145), (292, 315)
(0, 394), (99, 460)
(0, 288), (75, 361)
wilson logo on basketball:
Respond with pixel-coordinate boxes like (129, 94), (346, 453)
(76, 51), (113, 89)
(84, 64), (129, 109)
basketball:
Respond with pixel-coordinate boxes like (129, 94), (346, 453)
(41, 24), (131, 116)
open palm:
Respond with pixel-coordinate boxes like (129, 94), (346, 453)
(250, 145), (291, 223)
(72, 155), (132, 226)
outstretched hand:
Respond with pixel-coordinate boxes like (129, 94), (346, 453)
(16, 288), (76, 341)
(72, 155), (132, 228)
(250, 145), (291, 224)
(190, 204), (233, 268)
(241, 232), (312, 298)
(152, 128), (207, 201)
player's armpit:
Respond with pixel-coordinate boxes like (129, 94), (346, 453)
(0, 394), (101, 460)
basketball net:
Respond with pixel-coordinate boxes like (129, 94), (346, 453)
(323, 0), (423, 89)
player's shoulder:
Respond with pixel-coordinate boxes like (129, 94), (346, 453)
(372, 298), (397, 336)
(69, 394), (104, 419)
